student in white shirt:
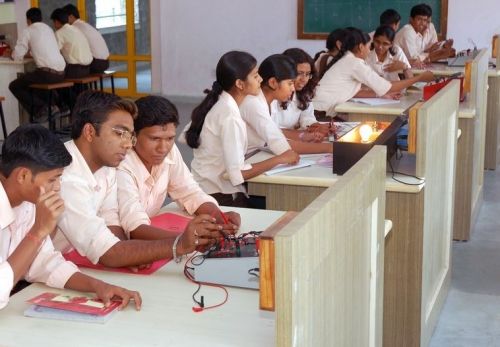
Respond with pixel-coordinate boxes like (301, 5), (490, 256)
(313, 28), (434, 115)
(185, 51), (299, 207)
(272, 48), (329, 139)
(240, 54), (332, 154)
(368, 9), (401, 40)
(53, 91), (225, 269)
(0, 124), (141, 310)
(314, 28), (346, 79)
(366, 26), (413, 81)
(51, 8), (93, 78)
(5, 8), (66, 118)
(117, 95), (240, 239)
(394, 4), (454, 67)
(63, 4), (110, 73)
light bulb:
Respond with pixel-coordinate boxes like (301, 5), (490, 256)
(359, 124), (373, 143)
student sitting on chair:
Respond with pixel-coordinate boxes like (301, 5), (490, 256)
(52, 91), (227, 269)
(271, 48), (329, 140)
(368, 9), (401, 40)
(394, 3), (454, 67)
(313, 28), (435, 116)
(314, 28), (346, 79)
(63, 4), (110, 74)
(184, 51), (299, 207)
(240, 54), (333, 154)
(116, 95), (240, 239)
(366, 26), (413, 81)
(5, 8), (66, 119)
(0, 124), (141, 310)
(50, 8), (93, 78)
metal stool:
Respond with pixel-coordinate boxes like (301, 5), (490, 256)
(90, 70), (116, 94)
(29, 81), (74, 131)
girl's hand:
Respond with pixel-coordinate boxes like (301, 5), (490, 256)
(383, 60), (406, 72)
(278, 150), (300, 165)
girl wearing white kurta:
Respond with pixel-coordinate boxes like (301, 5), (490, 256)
(272, 48), (329, 140)
(185, 51), (299, 207)
(240, 54), (332, 154)
(366, 26), (413, 81)
(313, 28), (435, 116)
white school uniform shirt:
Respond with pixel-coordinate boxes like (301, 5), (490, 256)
(239, 90), (291, 155)
(270, 93), (317, 129)
(365, 46), (411, 81)
(0, 183), (79, 310)
(12, 22), (66, 72)
(189, 91), (252, 195)
(55, 23), (93, 65)
(394, 23), (438, 62)
(52, 140), (121, 264)
(117, 146), (218, 235)
(72, 19), (109, 60)
(312, 51), (392, 115)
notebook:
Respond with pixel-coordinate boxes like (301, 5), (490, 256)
(264, 159), (315, 176)
(350, 98), (400, 106)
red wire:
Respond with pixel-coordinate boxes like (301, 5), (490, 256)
(183, 253), (229, 312)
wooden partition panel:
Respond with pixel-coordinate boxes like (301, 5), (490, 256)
(416, 81), (459, 346)
(470, 49), (489, 223)
(274, 146), (387, 347)
(453, 49), (489, 240)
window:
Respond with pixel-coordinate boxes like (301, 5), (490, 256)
(95, 0), (139, 30)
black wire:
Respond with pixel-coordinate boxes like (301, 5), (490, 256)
(388, 156), (425, 186)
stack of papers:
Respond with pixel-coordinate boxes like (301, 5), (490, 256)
(265, 159), (315, 176)
(350, 98), (401, 106)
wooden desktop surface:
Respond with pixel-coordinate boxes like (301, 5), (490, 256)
(0, 206), (285, 347)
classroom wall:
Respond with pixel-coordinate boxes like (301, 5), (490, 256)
(447, 0), (500, 51)
(155, 0), (324, 98)
(154, 0), (500, 98)
(0, 3), (15, 25)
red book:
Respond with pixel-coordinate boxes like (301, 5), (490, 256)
(63, 212), (192, 275)
(27, 292), (119, 316)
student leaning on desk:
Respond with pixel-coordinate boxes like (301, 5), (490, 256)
(0, 125), (141, 311)
(313, 27), (435, 116)
(184, 51), (299, 208)
(394, 3), (455, 68)
(51, 91), (233, 270)
(116, 95), (241, 239)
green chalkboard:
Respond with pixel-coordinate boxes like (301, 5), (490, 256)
(298, 0), (448, 40)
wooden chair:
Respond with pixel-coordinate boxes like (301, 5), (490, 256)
(29, 81), (74, 130)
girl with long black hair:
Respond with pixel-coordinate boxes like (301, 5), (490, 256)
(185, 51), (299, 207)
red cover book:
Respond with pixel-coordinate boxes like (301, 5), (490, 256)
(63, 212), (192, 275)
(27, 292), (120, 316)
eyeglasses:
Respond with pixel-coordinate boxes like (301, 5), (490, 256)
(93, 123), (137, 146)
(297, 71), (313, 79)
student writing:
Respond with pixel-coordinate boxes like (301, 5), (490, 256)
(185, 51), (299, 207)
(240, 54), (332, 154)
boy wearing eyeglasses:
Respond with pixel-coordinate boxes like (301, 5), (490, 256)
(53, 91), (233, 270)
(0, 124), (141, 310)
